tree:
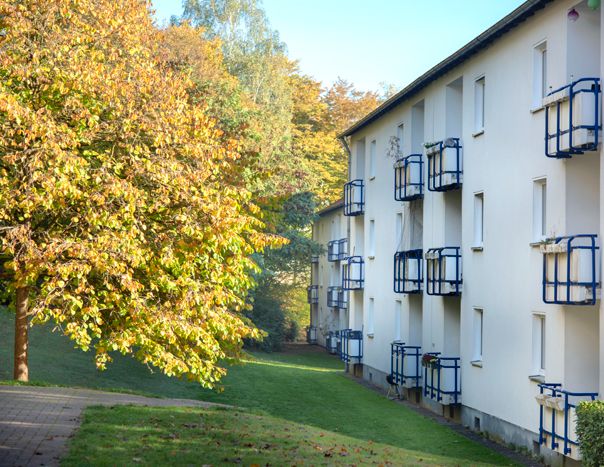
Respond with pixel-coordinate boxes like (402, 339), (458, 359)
(182, 0), (304, 199)
(0, 0), (280, 386)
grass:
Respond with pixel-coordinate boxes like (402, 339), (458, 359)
(0, 309), (516, 465)
(63, 405), (508, 467)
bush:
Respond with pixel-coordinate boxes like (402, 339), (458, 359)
(576, 400), (604, 466)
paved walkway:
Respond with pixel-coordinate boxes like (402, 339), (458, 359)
(0, 385), (223, 467)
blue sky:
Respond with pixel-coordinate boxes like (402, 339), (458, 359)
(152, 1), (526, 92)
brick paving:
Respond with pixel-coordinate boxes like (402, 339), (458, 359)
(0, 385), (223, 467)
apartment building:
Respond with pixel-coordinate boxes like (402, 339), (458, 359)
(308, 0), (603, 464)
(308, 200), (350, 352)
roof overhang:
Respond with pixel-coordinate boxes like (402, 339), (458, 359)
(339, 0), (553, 138)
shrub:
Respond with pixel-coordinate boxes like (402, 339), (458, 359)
(576, 400), (604, 466)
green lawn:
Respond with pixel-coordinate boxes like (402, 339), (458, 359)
(0, 309), (516, 465)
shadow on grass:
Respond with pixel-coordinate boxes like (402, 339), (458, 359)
(0, 310), (514, 465)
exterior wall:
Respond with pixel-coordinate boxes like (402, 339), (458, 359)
(311, 206), (347, 347)
(317, 0), (602, 462)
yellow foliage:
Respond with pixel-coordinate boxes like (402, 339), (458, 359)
(0, 0), (283, 387)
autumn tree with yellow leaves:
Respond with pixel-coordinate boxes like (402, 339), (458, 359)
(0, 0), (281, 385)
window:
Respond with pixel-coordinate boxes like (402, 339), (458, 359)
(368, 219), (376, 258)
(369, 139), (377, 179)
(532, 178), (547, 242)
(533, 42), (547, 108)
(532, 314), (546, 374)
(367, 297), (375, 335)
(397, 123), (404, 156)
(474, 77), (485, 133)
(473, 192), (484, 248)
(395, 213), (403, 249)
(473, 308), (483, 362)
(394, 300), (402, 341)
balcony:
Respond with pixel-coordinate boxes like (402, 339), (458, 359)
(544, 78), (601, 159)
(342, 256), (364, 290)
(344, 179), (364, 216)
(537, 383), (598, 459)
(340, 329), (363, 363)
(391, 342), (422, 389)
(541, 235), (600, 305)
(426, 138), (462, 191)
(327, 238), (348, 262)
(426, 247), (462, 296)
(394, 249), (423, 294)
(307, 285), (319, 304)
(422, 353), (461, 405)
(394, 154), (424, 201)
(326, 331), (338, 354)
(327, 286), (348, 309)
(306, 325), (317, 345)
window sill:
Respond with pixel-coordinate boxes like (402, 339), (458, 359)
(367, 333), (375, 339)
(529, 239), (546, 248)
(529, 374), (545, 383)
(530, 105), (544, 114)
(470, 360), (483, 368)
(472, 129), (484, 138)
(471, 245), (484, 252)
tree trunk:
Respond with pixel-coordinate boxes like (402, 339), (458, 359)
(13, 286), (29, 382)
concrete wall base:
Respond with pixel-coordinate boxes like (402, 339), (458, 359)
(359, 363), (578, 465)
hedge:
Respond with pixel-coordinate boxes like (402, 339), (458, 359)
(576, 400), (604, 466)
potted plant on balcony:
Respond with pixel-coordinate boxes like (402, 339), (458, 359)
(421, 353), (439, 368)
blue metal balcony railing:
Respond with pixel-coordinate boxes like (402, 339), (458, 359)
(394, 154), (424, 201)
(336, 287), (348, 308)
(340, 329), (363, 363)
(423, 353), (461, 405)
(327, 238), (348, 262)
(394, 249), (423, 294)
(542, 235), (599, 306)
(327, 286), (339, 308)
(327, 240), (338, 261)
(426, 138), (462, 192)
(544, 77), (601, 159)
(306, 325), (317, 345)
(537, 383), (598, 456)
(337, 238), (348, 260)
(344, 179), (365, 216)
(335, 330), (343, 357)
(307, 285), (319, 305)
(327, 286), (348, 309)
(342, 256), (364, 290)
(326, 331), (338, 354)
(426, 247), (462, 296)
(391, 342), (422, 389)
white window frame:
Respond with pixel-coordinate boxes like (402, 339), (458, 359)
(473, 192), (484, 249)
(368, 219), (376, 259)
(532, 178), (547, 243)
(532, 41), (548, 110)
(472, 308), (484, 362)
(474, 76), (485, 134)
(532, 313), (546, 375)
(369, 139), (377, 180)
(394, 300), (402, 342)
(395, 212), (403, 250)
(367, 297), (375, 336)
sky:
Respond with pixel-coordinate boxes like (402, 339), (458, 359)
(151, 0), (526, 92)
